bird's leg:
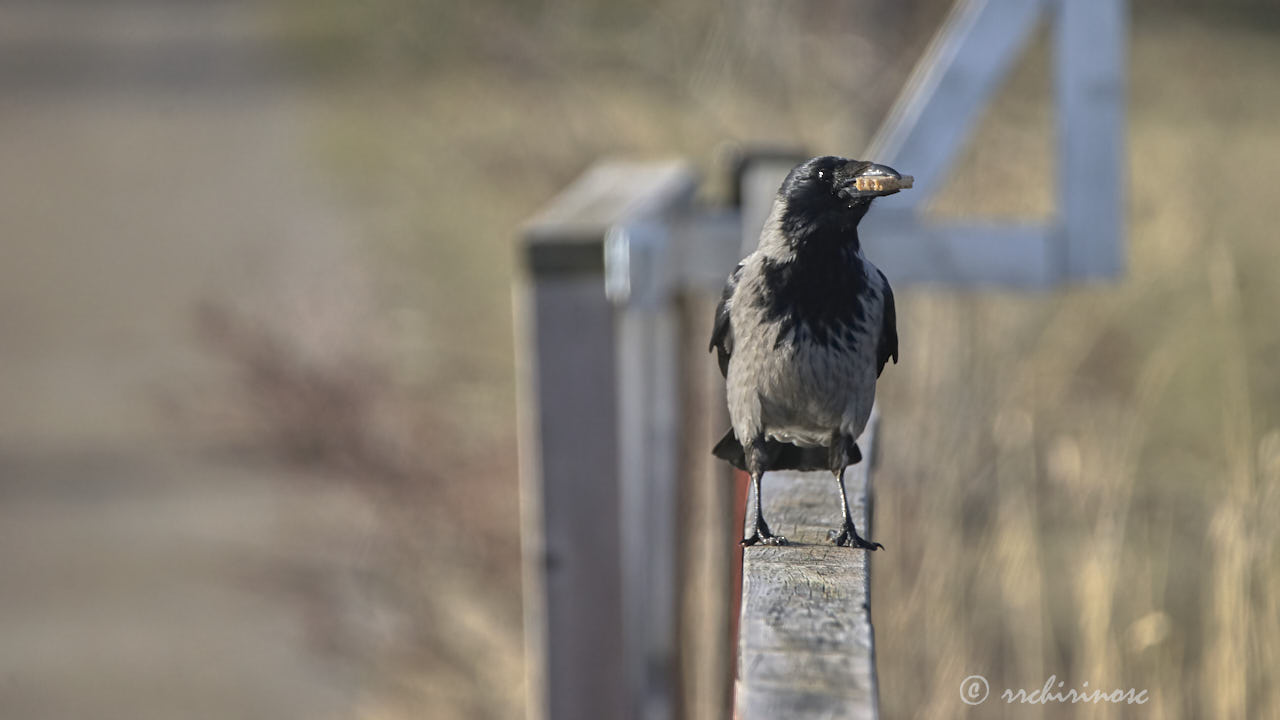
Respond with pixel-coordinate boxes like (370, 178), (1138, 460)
(741, 440), (787, 546)
(830, 471), (882, 550)
(827, 433), (883, 550)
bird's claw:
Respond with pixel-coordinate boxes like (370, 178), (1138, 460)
(829, 523), (883, 550)
(741, 524), (789, 546)
(741, 533), (789, 547)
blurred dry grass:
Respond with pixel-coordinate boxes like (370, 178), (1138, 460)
(872, 11), (1280, 718)
(251, 1), (1280, 718)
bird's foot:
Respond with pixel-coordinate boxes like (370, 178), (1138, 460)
(741, 522), (788, 547)
(829, 521), (883, 550)
(741, 532), (789, 547)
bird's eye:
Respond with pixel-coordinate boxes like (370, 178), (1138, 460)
(817, 169), (827, 181)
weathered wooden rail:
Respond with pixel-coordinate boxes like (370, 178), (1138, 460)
(735, 417), (879, 719)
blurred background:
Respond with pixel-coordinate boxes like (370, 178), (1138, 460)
(2, 0), (1278, 718)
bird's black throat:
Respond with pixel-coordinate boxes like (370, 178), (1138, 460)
(757, 234), (870, 349)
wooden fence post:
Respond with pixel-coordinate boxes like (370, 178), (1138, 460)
(516, 244), (624, 720)
(517, 161), (697, 720)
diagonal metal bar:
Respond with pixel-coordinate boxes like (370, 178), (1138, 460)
(865, 0), (1049, 206)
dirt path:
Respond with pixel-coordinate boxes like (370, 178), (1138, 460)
(0, 2), (368, 717)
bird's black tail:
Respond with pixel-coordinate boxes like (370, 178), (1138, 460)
(711, 429), (832, 473)
(712, 429), (748, 471)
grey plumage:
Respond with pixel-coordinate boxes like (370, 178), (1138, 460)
(711, 156), (900, 548)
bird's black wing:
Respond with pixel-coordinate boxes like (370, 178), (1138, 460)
(709, 261), (744, 378)
(876, 269), (898, 377)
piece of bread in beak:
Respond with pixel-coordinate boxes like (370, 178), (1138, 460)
(853, 175), (914, 193)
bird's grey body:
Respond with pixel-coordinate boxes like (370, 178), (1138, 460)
(726, 204), (887, 450)
(711, 155), (900, 548)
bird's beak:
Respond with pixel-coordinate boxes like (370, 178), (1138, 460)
(839, 163), (913, 199)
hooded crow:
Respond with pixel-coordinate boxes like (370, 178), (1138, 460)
(711, 156), (901, 548)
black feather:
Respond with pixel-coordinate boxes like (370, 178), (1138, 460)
(876, 268), (898, 376)
(711, 429), (860, 473)
(709, 261), (742, 378)
(758, 245), (868, 350)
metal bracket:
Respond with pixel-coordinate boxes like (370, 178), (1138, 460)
(861, 0), (1127, 287)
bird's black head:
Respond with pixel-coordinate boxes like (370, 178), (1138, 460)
(776, 155), (903, 246)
